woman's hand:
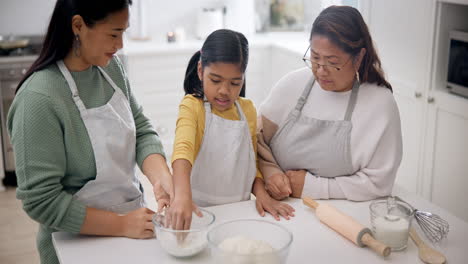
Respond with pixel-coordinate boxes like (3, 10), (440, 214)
(264, 172), (292, 200)
(285, 170), (306, 198)
(119, 207), (155, 239)
(252, 177), (295, 220)
(153, 182), (171, 212)
(165, 195), (202, 230)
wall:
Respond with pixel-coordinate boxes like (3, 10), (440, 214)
(0, 0), (346, 39)
(134, 0), (223, 41)
(0, 0), (56, 35)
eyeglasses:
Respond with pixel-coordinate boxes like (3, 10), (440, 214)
(302, 46), (352, 72)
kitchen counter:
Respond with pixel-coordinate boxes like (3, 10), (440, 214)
(122, 32), (309, 56)
(52, 185), (468, 264)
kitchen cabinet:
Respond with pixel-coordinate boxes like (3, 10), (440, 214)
(364, 0), (468, 221)
(126, 49), (194, 159)
(365, 0), (436, 195)
(244, 45), (271, 108)
(422, 1), (468, 221)
(423, 91), (468, 222)
(269, 45), (306, 97)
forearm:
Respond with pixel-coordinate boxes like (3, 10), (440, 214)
(252, 177), (269, 199)
(80, 208), (125, 236)
(257, 120), (284, 180)
(141, 153), (171, 186)
(172, 159), (193, 200)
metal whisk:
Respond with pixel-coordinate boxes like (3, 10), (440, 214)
(413, 209), (449, 243)
(394, 196), (449, 243)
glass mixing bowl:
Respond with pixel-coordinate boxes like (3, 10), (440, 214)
(207, 219), (293, 264)
(152, 208), (215, 257)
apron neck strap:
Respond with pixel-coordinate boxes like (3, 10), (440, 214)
(57, 60), (87, 112)
(203, 98), (246, 121)
(343, 80), (360, 121)
(294, 76), (360, 121)
(97, 66), (120, 94)
(294, 77), (315, 112)
(56, 60), (123, 113)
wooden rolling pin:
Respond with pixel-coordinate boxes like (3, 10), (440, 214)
(303, 197), (391, 257)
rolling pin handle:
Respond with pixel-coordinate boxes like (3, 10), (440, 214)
(302, 197), (319, 209)
(360, 233), (391, 257)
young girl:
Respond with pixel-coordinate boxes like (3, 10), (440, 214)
(167, 29), (295, 230)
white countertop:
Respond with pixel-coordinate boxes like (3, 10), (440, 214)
(52, 185), (468, 264)
(122, 32), (309, 56)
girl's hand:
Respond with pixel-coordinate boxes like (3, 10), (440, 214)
(265, 172), (292, 200)
(119, 207), (155, 239)
(285, 170), (306, 198)
(165, 196), (202, 230)
(255, 192), (295, 221)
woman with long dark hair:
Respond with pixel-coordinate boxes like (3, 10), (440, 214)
(167, 29), (295, 230)
(8, 1), (173, 262)
(258, 6), (403, 201)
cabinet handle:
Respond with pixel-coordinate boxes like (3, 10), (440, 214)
(414, 92), (422, 98)
(427, 97), (435, 103)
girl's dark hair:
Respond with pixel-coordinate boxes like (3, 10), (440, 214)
(311, 5), (392, 91)
(184, 29), (249, 98)
(16, 0), (132, 92)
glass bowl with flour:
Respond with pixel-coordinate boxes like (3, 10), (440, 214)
(207, 219), (293, 264)
(152, 208), (215, 257)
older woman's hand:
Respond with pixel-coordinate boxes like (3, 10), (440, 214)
(285, 170), (306, 198)
(265, 172), (292, 200)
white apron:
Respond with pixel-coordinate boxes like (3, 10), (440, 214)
(270, 77), (360, 178)
(191, 100), (256, 207)
(57, 60), (145, 214)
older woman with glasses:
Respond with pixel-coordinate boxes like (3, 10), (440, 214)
(257, 5), (403, 202)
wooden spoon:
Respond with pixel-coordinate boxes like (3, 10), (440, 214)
(409, 227), (446, 264)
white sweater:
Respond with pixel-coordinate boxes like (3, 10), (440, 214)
(259, 67), (403, 201)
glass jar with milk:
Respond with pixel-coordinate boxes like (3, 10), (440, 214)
(370, 197), (414, 251)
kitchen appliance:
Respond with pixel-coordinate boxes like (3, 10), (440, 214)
(196, 7), (224, 40)
(303, 197), (391, 257)
(446, 30), (468, 98)
(0, 35), (43, 187)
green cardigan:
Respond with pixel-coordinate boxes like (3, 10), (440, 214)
(7, 57), (165, 264)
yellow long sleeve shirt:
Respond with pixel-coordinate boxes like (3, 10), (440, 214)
(172, 95), (262, 178)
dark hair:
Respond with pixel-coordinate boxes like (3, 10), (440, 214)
(184, 29), (249, 98)
(16, 0), (132, 92)
(310, 5), (392, 91)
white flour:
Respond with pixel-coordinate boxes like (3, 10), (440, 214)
(158, 231), (207, 257)
(373, 215), (410, 250)
(218, 235), (281, 264)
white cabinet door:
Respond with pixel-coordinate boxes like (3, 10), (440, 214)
(245, 45), (270, 108)
(423, 91), (468, 222)
(126, 51), (195, 161)
(269, 46), (305, 97)
(366, 0), (436, 194)
(392, 81), (426, 194)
